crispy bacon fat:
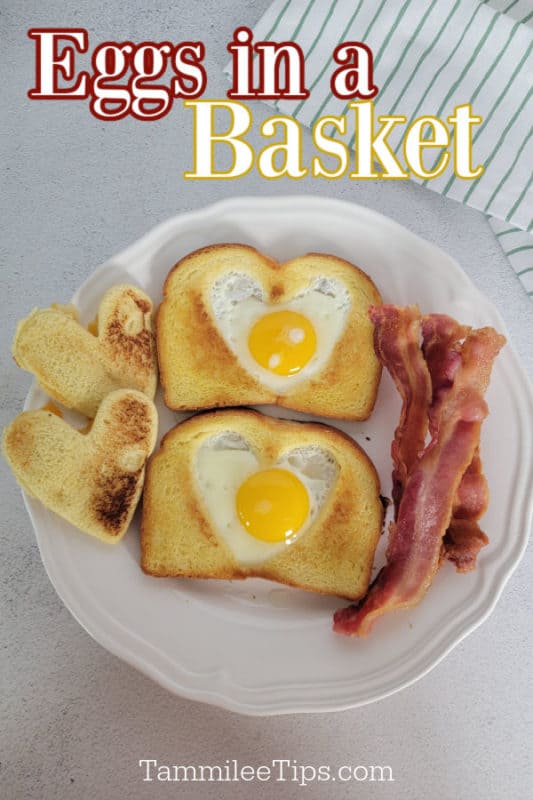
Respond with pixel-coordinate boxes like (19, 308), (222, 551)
(334, 305), (505, 637)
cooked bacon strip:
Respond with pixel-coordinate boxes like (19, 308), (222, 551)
(450, 450), (488, 520)
(421, 314), (469, 435)
(334, 316), (504, 637)
(372, 308), (482, 534)
(369, 305), (431, 514)
(422, 315), (490, 571)
(443, 520), (489, 573)
(444, 449), (489, 571)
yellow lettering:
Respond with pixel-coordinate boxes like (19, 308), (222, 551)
(349, 102), (408, 179)
(448, 103), (484, 179)
(404, 117), (450, 179)
(258, 117), (307, 178)
(312, 116), (349, 178)
(183, 100), (254, 179)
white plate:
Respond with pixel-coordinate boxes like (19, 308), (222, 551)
(22, 196), (533, 715)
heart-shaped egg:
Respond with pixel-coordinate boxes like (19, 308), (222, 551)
(157, 245), (382, 420)
(195, 430), (338, 565)
(210, 272), (351, 393)
(141, 410), (383, 600)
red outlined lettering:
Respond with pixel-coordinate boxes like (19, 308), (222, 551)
(90, 41), (134, 121)
(172, 42), (207, 98)
(330, 42), (378, 100)
(227, 26), (309, 100)
(129, 41), (173, 121)
(254, 41), (308, 100)
(28, 31), (208, 120)
(227, 27), (255, 98)
(27, 28), (89, 99)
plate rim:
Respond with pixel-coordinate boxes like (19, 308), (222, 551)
(21, 195), (533, 716)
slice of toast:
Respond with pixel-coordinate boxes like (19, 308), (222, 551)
(13, 285), (158, 418)
(3, 390), (158, 543)
(157, 244), (382, 420)
(141, 409), (383, 600)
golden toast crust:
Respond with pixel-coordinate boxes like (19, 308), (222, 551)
(157, 244), (382, 420)
(141, 409), (383, 599)
(3, 390), (158, 542)
(13, 285), (158, 418)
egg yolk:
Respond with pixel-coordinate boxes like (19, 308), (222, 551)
(236, 468), (309, 543)
(248, 310), (316, 376)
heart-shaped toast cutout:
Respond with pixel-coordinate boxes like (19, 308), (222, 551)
(13, 285), (157, 418)
(157, 244), (382, 420)
(141, 410), (383, 600)
(194, 430), (339, 566)
(3, 390), (157, 542)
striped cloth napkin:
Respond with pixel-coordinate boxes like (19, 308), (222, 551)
(228, 0), (532, 298)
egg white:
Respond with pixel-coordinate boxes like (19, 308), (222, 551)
(194, 431), (338, 566)
(209, 273), (351, 393)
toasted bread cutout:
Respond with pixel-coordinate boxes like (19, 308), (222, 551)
(3, 390), (157, 543)
(141, 409), (383, 600)
(13, 285), (157, 418)
(157, 244), (382, 421)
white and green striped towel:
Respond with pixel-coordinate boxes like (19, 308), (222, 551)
(227, 0), (532, 298)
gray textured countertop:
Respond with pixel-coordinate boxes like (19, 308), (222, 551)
(2, 2), (532, 799)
